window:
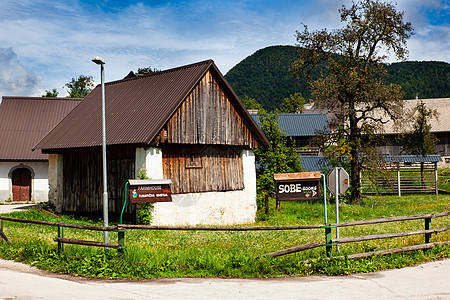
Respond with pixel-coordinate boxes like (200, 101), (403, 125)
(185, 153), (202, 169)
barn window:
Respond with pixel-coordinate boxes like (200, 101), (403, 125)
(186, 154), (202, 169)
(163, 144), (244, 194)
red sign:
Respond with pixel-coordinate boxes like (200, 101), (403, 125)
(128, 180), (173, 203)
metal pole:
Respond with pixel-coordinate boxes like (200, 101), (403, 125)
(321, 174), (327, 224)
(335, 167), (340, 252)
(435, 162), (438, 195)
(100, 62), (109, 248)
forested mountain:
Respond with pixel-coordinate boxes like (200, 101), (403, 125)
(225, 45), (450, 111)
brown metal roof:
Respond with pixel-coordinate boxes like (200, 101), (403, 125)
(0, 97), (81, 160)
(35, 60), (268, 151)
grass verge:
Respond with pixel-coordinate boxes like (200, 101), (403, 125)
(0, 194), (449, 279)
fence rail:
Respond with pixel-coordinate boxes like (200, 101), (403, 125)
(362, 168), (438, 195)
(1, 211), (449, 259)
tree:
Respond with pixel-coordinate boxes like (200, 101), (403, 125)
(65, 75), (95, 98)
(254, 110), (303, 200)
(401, 100), (439, 185)
(279, 92), (306, 113)
(137, 66), (160, 74)
(42, 89), (59, 97)
(240, 95), (263, 111)
(291, 0), (414, 204)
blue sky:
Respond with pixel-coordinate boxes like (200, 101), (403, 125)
(0, 0), (448, 97)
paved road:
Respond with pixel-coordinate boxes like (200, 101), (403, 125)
(0, 203), (40, 214)
(0, 258), (449, 299)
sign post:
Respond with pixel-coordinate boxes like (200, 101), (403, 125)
(326, 167), (349, 252)
(128, 179), (173, 203)
(120, 179), (173, 225)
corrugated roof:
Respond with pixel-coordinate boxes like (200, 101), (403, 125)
(383, 155), (442, 163)
(251, 113), (330, 136)
(300, 156), (332, 172)
(0, 97), (81, 160)
(35, 60), (268, 151)
(300, 155), (442, 172)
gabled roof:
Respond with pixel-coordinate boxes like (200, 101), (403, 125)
(0, 97), (81, 160)
(251, 113), (331, 137)
(35, 60), (268, 151)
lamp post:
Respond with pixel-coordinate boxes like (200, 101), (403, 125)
(92, 56), (109, 247)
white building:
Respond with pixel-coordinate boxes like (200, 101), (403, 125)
(0, 97), (80, 203)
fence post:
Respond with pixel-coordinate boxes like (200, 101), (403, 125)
(265, 193), (269, 215)
(425, 217), (432, 243)
(117, 228), (125, 253)
(323, 224), (336, 258)
(57, 225), (64, 252)
(434, 162), (438, 195)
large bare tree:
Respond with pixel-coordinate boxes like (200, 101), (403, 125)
(292, 0), (414, 204)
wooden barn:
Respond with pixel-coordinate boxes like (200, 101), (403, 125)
(34, 60), (269, 225)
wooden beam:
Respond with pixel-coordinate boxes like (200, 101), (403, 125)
(56, 237), (119, 248)
(0, 229), (11, 244)
(264, 242), (325, 257)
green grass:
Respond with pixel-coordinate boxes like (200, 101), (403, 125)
(0, 194), (449, 279)
(438, 168), (450, 191)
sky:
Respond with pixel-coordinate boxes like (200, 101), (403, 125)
(0, 0), (448, 97)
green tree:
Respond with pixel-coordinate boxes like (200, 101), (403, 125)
(279, 92), (306, 113)
(42, 89), (59, 97)
(291, 0), (413, 204)
(240, 95), (263, 111)
(137, 66), (160, 74)
(254, 110), (303, 199)
(402, 100), (439, 156)
(65, 75), (95, 98)
(401, 100), (439, 185)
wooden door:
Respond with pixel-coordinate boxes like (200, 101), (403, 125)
(12, 168), (31, 202)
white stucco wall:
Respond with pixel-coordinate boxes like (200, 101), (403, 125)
(135, 147), (163, 179)
(0, 161), (49, 203)
(146, 149), (257, 226)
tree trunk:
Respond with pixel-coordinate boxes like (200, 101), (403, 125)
(349, 113), (361, 205)
(350, 148), (361, 205)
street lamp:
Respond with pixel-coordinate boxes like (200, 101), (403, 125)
(92, 56), (109, 247)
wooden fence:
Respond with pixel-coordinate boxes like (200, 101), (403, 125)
(1, 211), (449, 258)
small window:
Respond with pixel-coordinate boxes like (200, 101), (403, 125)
(445, 157), (450, 164)
(186, 154), (202, 169)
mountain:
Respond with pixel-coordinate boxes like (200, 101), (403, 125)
(225, 45), (450, 111)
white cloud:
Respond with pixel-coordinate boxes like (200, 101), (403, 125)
(0, 0), (447, 97)
(0, 47), (41, 96)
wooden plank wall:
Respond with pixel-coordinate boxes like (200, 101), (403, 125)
(61, 145), (135, 214)
(163, 71), (259, 148)
(162, 144), (244, 194)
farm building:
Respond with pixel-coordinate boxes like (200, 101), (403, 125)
(251, 113), (330, 155)
(374, 98), (450, 168)
(34, 60), (269, 225)
(0, 97), (81, 202)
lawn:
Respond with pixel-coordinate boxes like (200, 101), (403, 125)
(0, 194), (449, 279)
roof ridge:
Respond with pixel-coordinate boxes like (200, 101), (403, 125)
(2, 96), (82, 101)
(106, 59), (214, 86)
